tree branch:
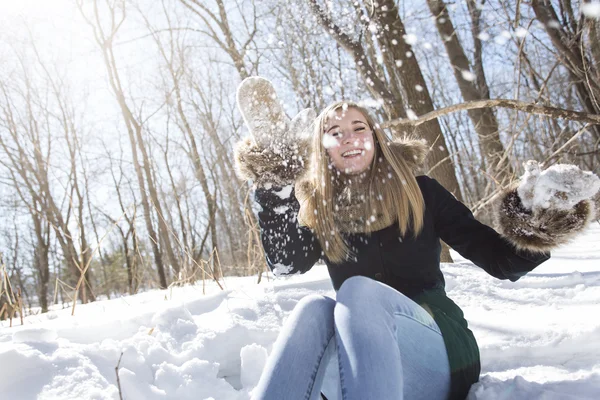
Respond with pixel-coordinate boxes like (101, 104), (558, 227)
(306, 0), (392, 99)
(381, 99), (600, 129)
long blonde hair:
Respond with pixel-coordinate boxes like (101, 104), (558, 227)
(297, 101), (425, 263)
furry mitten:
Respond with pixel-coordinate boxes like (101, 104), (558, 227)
(234, 77), (315, 187)
(496, 161), (600, 252)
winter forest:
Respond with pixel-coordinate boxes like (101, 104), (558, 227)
(1, 0), (600, 398)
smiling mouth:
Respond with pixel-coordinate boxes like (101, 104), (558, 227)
(342, 149), (363, 158)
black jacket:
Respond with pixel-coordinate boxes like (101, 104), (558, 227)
(255, 175), (550, 399)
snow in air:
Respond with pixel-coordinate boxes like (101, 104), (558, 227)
(518, 161), (600, 210)
(323, 133), (340, 149)
(406, 109), (418, 120)
(582, 3), (600, 19)
(403, 34), (417, 45)
(515, 27), (529, 38)
(461, 70), (476, 82)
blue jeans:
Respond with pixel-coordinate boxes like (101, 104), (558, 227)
(252, 276), (451, 400)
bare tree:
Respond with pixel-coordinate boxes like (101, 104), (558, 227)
(179, 0), (260, 79)
(530, 0), (600, 146)
(426, 0), (513, 188)
(77, 0), (181, 288)
(0, 53), (95, 304)
(138, 5), (223, 274)
(306, 0), (463, 200)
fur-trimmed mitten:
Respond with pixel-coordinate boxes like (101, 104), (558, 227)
(234, 77), (315, 187)
(496, 160), (600, 253)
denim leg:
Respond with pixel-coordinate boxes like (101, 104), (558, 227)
(320, 337), (342, 400)
(333, 276), (451, 400)
(252, 294), (336, 400)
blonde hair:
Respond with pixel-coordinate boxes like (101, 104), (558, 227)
(297, 101), (425, 263)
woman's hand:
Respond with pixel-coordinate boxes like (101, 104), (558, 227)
(495, 160), (599, 253)
(517, 160), (600, 211)
(236, 76), (315, 150)
(233, 77), (315, 187)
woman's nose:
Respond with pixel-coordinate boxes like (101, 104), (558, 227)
(342, 131), (357, 144)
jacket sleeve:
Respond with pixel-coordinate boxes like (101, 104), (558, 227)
(254, 184), (322, 275)
(423, 176), (550, 281)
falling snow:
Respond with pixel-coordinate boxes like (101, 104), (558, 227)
(582, 3), (600, 18)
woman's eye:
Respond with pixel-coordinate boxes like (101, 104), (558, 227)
(331, 131), (342, 137)
(355, 127), (365, 132)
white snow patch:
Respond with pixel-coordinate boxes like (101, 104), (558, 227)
(547, 20), (562, 29)
(273, 184), (293, 200)
(322, 133), (339, 149)
(494, 31), (511, 45)
(406, 109), (418, 120)
(582, 3), (600, 19)
(1, 226), (600, 399)
(272, 263), (295, 276)
(357, 98), (383, 109)
(461, 70), (476, 82)
(240, 344), (268, 389)
(517, 161), (600, 210)
(515, 27), (529, 38)
(403, 34), (417, 45)
(273, 205), (289, 215)
(12, 327), (58, 343)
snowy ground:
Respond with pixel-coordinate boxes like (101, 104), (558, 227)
(1, 224), (599, 400)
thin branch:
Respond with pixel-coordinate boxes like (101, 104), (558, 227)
(115, 352), (124, 400)
(544, 123), (590, 162)
(382, 99), (600, 129)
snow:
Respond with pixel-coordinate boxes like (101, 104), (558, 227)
(322, 133), (339, 149)
(239, 344), (267, 389)
(406, 109), (418, 120)
(271, 262), (295, 276)
(461, 70), (476, 82)
(1, 225), (600, 399)
(582, 3), (600, 19)
(403, 33), (417, 45)
(518, 161), (600, 210)
(272, 205), (289, 215)
(515, 27), (529, 38)
(273, 184), (293, 199)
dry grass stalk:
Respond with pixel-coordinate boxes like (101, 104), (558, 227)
(0, 254), (23, 327)
(115, 352), (124, 400)
(150, 198), (224, 291)
(166, 247), (225, 299)
(72, 206), (131, 316)
(53, 277), (75, 308)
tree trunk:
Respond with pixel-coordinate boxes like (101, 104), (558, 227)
(426, 0), (512, 186)
(531, 0), (600, 142)
(77, 0), (170, 288)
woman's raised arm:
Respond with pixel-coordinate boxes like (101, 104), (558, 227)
(255, 185), (322, 275)
(233, 77), (320, 276)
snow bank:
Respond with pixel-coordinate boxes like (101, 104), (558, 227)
(1, 225), (599, 399)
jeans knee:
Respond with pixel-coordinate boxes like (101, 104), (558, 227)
(292, 294), (336, 326)
(336, 275), (378, 304)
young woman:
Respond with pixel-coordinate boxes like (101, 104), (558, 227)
(234, 77), (598, 400)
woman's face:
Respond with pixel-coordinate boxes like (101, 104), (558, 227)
(323, 107), (375, 175)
